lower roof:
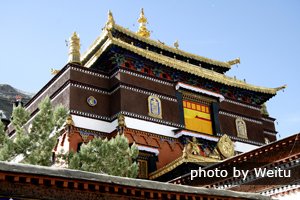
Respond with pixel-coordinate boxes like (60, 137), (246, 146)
(0, 161), (270, 200)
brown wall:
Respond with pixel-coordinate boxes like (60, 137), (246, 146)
(70, 69), (110, 89)
(218, 100), (277, 144)
(119, 72), (175, 96)
(69, 86), (110, 117)
(262, 118), (276, 132)
(68, 68), (181, 125)
(26, 69), (71, 114)
(51, 86), (71, 109)
(120, 88), (180, 124)
(218, 115), (265, 143)
(219, 101), (261, 119)
(21, 64), (277, 145)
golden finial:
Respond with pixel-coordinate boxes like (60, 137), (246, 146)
(174, 40), (179, 49)
(105, 10), (115, 30)
(137, 8), (150, 38)
(51, 68), (60, 75)
(68, 32), (81, 64)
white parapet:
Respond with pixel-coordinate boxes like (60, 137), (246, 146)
(71, 115), (118, 133)
(234, 141), (259, 153)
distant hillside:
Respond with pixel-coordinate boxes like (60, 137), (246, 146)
(0, 84), (33, 119)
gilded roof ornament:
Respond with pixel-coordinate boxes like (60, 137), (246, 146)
(275, 84), (287, 92)
(68, 32), (81, 64)
(184, 137), (201, 156)
(105, 10), (115, 30)
(80, 18), (285, 95)
(174, 40), (179, 49)
(81, 23), (233, 69)
(261, 103), (269, 116)
(217, 134), (234, 158)
(51, 68), (60, 75)
(227, 57), (240, 65)
(66, 115), (74, 127)
(137, 8), (150, 38)
(118, 114), (126, 127)
(84, 37), (285, 95)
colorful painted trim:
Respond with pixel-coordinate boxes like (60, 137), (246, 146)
(112, 24), (231, 68)
(119, 68), (174, 86)
(85, 36), (284, 95)
(120, 85), (177, 102)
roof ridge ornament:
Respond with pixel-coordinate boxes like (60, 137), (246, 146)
(275, 84), (287, 92)
(137, 8), (150, 38)
(227, 57), (240, 66)
(51, 68), (60, 75)
(105, 10), (115, 30)
(174, 40), (179, 49)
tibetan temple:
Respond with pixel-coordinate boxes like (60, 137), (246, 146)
(2, 9), (299, 200)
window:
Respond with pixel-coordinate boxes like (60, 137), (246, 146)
(183, 100), (213, 134)
(77, 142), (83, 152)
(138, 159), (148, 179)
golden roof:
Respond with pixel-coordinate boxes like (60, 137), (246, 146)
(83, 34), (286, 95)
(81, 11), (232, 69)
(112, 24), (232, 68)
(81, 11), (286, 95)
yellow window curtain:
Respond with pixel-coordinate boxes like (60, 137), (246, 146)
(183, 100), (213, 134)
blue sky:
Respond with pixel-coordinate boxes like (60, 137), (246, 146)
(0, 1), (299, 138)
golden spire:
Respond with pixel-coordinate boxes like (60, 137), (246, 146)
(105, 10), (115, 30)
(137, 8), (150, 38)
(68, 32), (81, 64)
